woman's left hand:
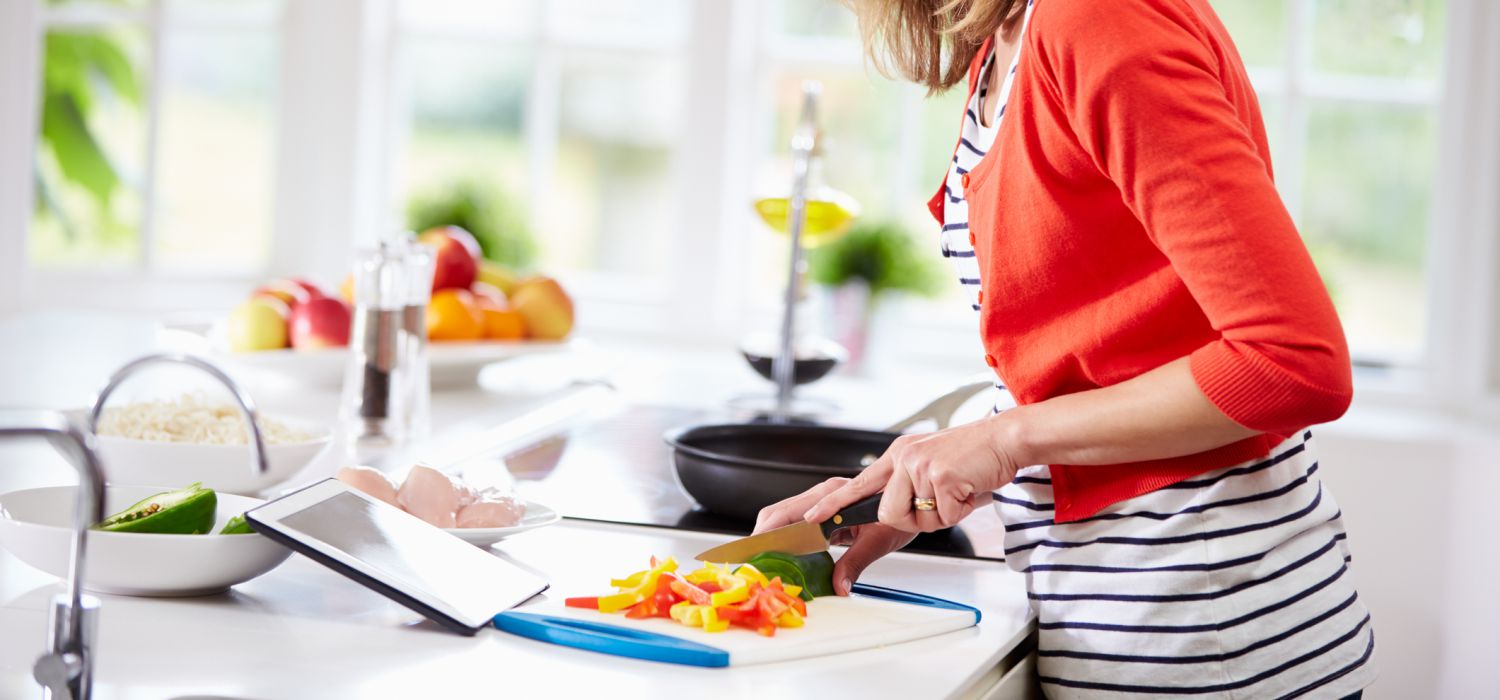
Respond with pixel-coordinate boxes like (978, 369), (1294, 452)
(804, 417), (1025, 533)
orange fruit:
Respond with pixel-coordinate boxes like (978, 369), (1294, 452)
(427, 289), (484, 341)
(481, 306), (526, 340)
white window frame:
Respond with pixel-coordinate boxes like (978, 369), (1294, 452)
(2, 0), (1498, 419)
(1, 0), (300, 315)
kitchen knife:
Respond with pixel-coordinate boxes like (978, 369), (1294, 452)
(694, 494), (883, 563)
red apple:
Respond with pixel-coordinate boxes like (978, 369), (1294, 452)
(288, 297), (352, 349)
(253, 278), (326, 308)
(418, 226), (481, 291)
(285, 278), (327, 300)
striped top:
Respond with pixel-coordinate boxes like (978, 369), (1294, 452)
(940, 0), (1034, 412)
(939, 1), (1033, 320)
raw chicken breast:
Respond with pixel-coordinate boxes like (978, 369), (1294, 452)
(455, 495), (525, 528)
(335, 466), (399, 507)
(396, 465), (462, 528)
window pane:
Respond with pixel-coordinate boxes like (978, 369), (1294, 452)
(775, 0), (859, 40)
(763, 68), (903, 219)
(1209, 0), (1287, 69)
(544, 55), (686, 276)
(153, 29), (280, 272)
(399, 0), (537, 36)
(30, 28), (149, 268)
(401, 39), (531, 232)
(1312, 0), (1445, 79)
(1301, 101), (1435, 361)
(546, 0), (689, 45)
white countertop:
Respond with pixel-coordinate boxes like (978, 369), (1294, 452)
(0, 521), (1034, 699)
(0, 311), (1033, 698)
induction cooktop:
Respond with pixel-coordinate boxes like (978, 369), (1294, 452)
(500, 403), (1008, 561)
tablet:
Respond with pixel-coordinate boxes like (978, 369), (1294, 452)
(247, 478), (548, 635)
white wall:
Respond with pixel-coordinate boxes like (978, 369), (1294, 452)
(1315, 407), (1498, 699)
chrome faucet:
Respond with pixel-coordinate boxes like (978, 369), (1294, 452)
(0, 410), (106, 700)
(1, 353), (270, 699)
(771, 81), (822, 420)
(89, 353), (270, 476)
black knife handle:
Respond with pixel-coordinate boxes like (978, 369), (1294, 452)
(819, 493), (883, 537)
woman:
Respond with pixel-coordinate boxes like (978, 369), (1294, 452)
(755, 0), (1376, 696)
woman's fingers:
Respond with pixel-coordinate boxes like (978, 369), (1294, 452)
(878, 461), (916, 529)
(803, 453), (892, 523)
(934, 475), (976, 528)
(831, 524), (917, 596)
(754, 477), (848, 533)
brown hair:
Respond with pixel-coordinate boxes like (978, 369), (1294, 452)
(846, 0), (1026, 94)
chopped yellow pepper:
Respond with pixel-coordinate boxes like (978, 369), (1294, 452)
(733, 563), (770, 586)
(598, 557), (678, 613)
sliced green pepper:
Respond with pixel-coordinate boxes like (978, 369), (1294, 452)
(743, 551), (836, 601)
(219, 513), (255, 535)
(94, 483), (217, 534)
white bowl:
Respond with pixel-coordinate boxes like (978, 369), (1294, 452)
(88, 414), (331, 496)
(442, 500), (561, 547)
(0, 485), (292, 597)
(158, 319), (572, 389)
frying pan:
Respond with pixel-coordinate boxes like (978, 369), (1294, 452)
(664, 381), (994, 520)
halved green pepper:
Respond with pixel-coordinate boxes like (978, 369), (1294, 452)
(94, 483), (217, 534)
(742, 551), (836, 601)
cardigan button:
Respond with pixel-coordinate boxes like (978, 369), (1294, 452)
(977, 290), (984, 304)
(961, 173), (971, 189)
(968, 231), (976, 247)
(984, 354), (997, 368)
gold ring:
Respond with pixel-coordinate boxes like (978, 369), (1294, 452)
(913, 497), (937, 512)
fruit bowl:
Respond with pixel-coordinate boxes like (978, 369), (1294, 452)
(158, 319), (572, 389)
(80, 410), (332, 495)
(0, 485), (292, 597)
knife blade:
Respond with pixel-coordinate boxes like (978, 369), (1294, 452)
(695, 494), (883, 563)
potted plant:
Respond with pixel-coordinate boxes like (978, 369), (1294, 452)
(807, 219), (942, 372)
(407, 179), (537, 268)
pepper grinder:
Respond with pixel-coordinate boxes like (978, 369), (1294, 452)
(341, 238), (428, 464)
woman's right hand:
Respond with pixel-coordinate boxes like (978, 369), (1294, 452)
(754, 477), (918, 596)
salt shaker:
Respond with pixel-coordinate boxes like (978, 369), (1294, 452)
(399, 235), (434, 442)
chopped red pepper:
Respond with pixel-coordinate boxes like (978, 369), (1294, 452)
(565, 596), (600, 609)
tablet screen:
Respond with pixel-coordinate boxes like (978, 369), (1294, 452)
(254, 481), (548, 633)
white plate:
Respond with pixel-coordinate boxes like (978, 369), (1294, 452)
(442, 500), (561, 547)
(76, 410), (331, 496)
(0, 485), (292, 597)
(157, 318), (571, 389)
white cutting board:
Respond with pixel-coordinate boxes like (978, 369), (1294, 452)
(494, 583), (980, 667)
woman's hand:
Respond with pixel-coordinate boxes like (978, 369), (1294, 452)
(755, 477), (918, 596)
(806, 418), (1022, 533)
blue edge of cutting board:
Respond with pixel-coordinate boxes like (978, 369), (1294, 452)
(492, 583), (982, 668)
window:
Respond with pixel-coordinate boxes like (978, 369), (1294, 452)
(4, 0), (1492, 403)
(1212, 0), (1446, 366)
(392, 0), (691, 298)
(27, 0), (283, 276)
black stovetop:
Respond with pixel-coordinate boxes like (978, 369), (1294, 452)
(504, 403), (1007, 561)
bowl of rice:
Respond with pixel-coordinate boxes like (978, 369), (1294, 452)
(87, 395), (332, 495)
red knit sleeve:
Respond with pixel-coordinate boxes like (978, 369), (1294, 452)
(1030, 0), (1352, 433)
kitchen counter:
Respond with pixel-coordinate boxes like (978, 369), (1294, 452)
(0, 522), (1036, 699)
(0, 311), (1037, 698)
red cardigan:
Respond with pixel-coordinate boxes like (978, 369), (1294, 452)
(929, 0), (1353, 522)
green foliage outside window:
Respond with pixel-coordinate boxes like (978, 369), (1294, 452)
(35, 31), (141, 242)
(407, 179), (538, 268)
(808, 219), (943, 300)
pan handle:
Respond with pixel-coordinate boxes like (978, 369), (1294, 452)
(883, 379), (995, 434)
